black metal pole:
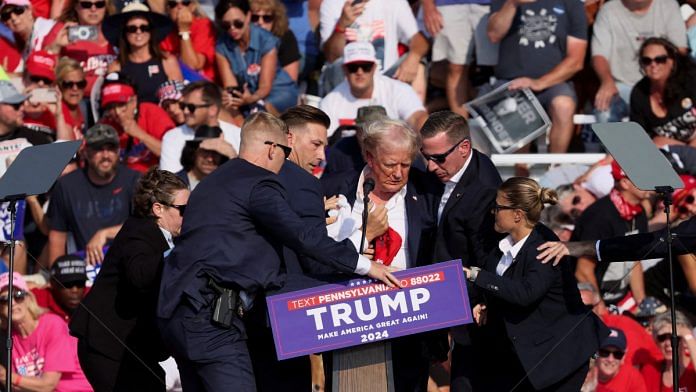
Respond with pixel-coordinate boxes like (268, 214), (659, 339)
(359, 195), (370, 255)
(657, 186), (678, 392)
(5, 199), (16, 391)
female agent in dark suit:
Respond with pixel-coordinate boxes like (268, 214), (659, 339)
(70, 169), (189, 391)
(463, 177), (608, 391)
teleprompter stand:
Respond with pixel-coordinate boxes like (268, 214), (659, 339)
(592, 122), (683, 392)
(0, 141), (80, 391)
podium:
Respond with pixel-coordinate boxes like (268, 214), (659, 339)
(332, 342), (394, 391)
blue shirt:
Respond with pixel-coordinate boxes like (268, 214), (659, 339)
(216, 25), (295, 96)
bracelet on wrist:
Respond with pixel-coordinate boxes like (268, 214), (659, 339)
(178, 31), (191, 41)
(334, 23), (346, 34)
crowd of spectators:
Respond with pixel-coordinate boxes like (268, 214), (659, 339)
(0, 0), (692, 389)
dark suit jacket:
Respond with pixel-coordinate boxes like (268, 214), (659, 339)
(599, 216), (696, 262)
(158, 159), (361, 319)
(321, 167), (441, 267)
(475, 224), (609, 390)
(434, 149), (502, 267)
(70, 216), (169, 361)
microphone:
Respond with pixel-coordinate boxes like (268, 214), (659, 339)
(359, 178), (375, 255)
(363, 178), (375, 197)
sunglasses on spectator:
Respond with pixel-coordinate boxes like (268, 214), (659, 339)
(61, 80), (88, 90)
(0, 290), (27, 304)
(597, 348), (625, 360)
(178, 102), (212, 112)
(491, 203), (516, 215)
(167, 0), (191, 7)
(251, 14), (274, 23)
(164, 203), (187, 216)
(221, 19), (245, 31)
(61, 281), (87, 289)
(640, 55), (669, 67)
(678, 195), (695, 215)
(264, 141), (292, 159)
(125, 24), (151, 34)
(421, 138), (466, 164)
(29, 75), (53, 85)
(657, 333), (682, 343)
(79, 1), (106, 9)
(0, 6), (25, 21)
(2, 102), (22, 110)
(345, 62), (374, 74)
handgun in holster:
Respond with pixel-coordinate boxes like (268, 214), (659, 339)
(208, 278), (242, 329)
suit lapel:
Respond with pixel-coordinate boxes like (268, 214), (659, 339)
(440, 152), (480, 219)
(406, 183), (421, 266)
(502, 229), (540, 278)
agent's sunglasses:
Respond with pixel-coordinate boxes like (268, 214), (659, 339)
(164, 203), (187, 216)
(125, 24), (151, 34)
(0, 6), (25, 21)
(61, 80), (88, 90)
(345, 62), (374, 74)
(421, 138), (465, 164)
(79, 1), (106, 9)
(264, 141), (292, 159)
(639, 55), (669, 67)
(0, 290), (27, 304)
(491, 203), (516, 215)
(597, 348), (625, 360)
(167, 0), (191, 7)
(221, 19), (245, 31)
(251, 14), (274, 23)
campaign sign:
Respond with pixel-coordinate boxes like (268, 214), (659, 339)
(266, 260), (472, 360)
(465, 82), (551, 154)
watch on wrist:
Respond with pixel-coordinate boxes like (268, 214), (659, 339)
(179, 31), (191, 41)
(468, 267), (480, 282)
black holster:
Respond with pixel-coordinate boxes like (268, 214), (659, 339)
(208, 278), (243, 328)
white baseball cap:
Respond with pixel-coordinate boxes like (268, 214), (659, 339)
(343, 42), (377, 65)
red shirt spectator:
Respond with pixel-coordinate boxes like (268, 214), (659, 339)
(32, 254), (90, 322)
(160, 17), (216, 81)
(596, 328), (648, 392)
(0, 36), (22, 72)
(603, 313), (664, 368)
(641, 361), (696, 392)
(597, 364), (648, 392)
(60, 39), (117, 96)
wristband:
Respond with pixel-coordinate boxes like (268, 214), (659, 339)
(12, 374), (21, 387)
(334, 24), (346, 34)
(178, 31), (191, 41)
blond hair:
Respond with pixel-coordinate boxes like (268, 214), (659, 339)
(55, 57), (84, 84)
(499, 177), (558, 225)
(362, 119), (420, 160)
(249, 0), (289, 37)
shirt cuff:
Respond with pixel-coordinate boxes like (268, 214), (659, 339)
(349, 230), (366, 253)
(354, 255), (372, 275)
(595, 240), (602, 262)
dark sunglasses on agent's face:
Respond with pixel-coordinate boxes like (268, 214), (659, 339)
(0, 6), (25, 21)
(640, 54), (669, 67)
(0, 290), (27, 304)
(167, 0), (191, 7)
(79, 1), (106, 9)
(421, 138), (466, 164)
(346, 62), (374, 74)
(125, 24), (152, 34)
(61, 80), (88, 90)
(264, 140), (292, 159)
(221, 19), (245, 31)
(491, 203), (516, 215)
(164, 203), (187, 216)
(597, 348), (625, 360)
(251, 14), (274, 23)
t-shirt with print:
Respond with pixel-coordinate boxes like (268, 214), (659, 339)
(492, 0), (587, 80)
(319, 73), (424, 136)
(100, 102), (175, 173)
(319, 0), (418, 71)
(60, 34), (117, 96)
(591, 0), (686, 86)
(630, 77), (696, 143)
(47, 166), (139, 252)
(11, 313), (92, 392)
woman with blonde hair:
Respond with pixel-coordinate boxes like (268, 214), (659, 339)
(250, 0), (299, 81)
(55, 56), (87, 139)
(463, 177), (608, 391)
(0, 272), (91, 391)
(161, 0), (218, 81)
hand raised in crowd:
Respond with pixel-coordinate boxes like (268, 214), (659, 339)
(421, 0), (443, 36)
(45, 22), (77, 54)
(508, 77), (543, 92)
(199, 135), (238, 159)
(364, 202), (388, 242)
(113, 99), (138, 133)
(337, 0), (368, 30)
(85, 229), (108, 265)
(324, 195), (340, 225)
(173, 5), (193, 31)
(367, 260), (402, 288)
(473, 303), (487, 326)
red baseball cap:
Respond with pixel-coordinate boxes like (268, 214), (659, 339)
(25, 51), (57, 82)
(610, 160), (628, 181)
(101, 82), (135, 108)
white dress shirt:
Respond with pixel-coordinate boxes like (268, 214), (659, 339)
(437, 152), (473, 221)
(496, 233), (531, 276)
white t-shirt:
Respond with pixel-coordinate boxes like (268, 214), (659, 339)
(319, 0), (419, 71)
(159, 120), (241, 173)
(320, 74), (425, 135)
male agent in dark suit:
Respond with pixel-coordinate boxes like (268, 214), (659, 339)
(419, 111), (503, 392)
(322, 119), (441, 392)
(156, 112), (400, 392)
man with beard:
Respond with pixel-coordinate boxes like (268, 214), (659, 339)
(47, 124), (140, 266)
